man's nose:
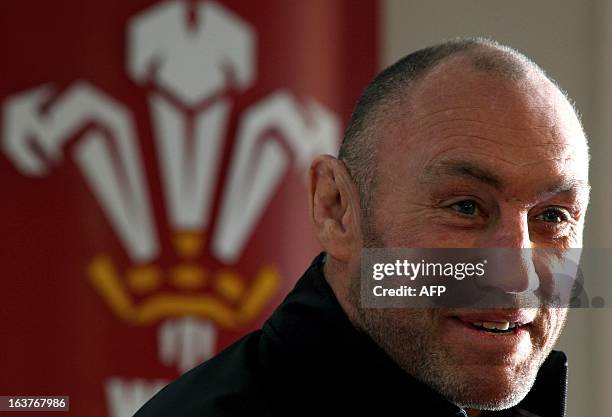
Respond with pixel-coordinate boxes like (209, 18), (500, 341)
(488, 212), (532, 249)
(478, 214), (539, 294)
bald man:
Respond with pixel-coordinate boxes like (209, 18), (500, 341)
(134, 38), (590, 417)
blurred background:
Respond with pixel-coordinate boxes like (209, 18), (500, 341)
(0, 1), (609, 416)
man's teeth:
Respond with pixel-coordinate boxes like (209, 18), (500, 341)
(471, 321), (517, 331)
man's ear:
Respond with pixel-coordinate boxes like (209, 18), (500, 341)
(308, 155), (362, 262)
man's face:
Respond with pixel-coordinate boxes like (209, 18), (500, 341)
(354, 59), (590, 410)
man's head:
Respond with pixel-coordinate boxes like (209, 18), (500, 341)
(308, 38), (590, 411)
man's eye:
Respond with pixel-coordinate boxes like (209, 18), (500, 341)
(536, 208), (569, 223)
(450, 200), (479, 216)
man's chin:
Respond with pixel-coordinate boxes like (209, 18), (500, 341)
(436, 364), (537, 411)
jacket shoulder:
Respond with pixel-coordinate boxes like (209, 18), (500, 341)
(133, 330), (269, 417)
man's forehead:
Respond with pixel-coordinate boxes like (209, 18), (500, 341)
(376, 57), (588, 165)
(400, 56), (574, 127)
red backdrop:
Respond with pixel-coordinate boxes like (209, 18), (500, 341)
(0, 1), (378, 416)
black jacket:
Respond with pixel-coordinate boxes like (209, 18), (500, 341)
(134, 253), (568, 417)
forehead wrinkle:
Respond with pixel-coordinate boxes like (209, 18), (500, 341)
(419, 117), (555, 135)
(420, 142), (580, 167)
(412, 104), (560, 130)
(425, 111), (557, 130)
(436, 133), (567, 149)
(421, 159), (504, 190)
(406, 112), (575, 152)
(408, 106), (484, 125)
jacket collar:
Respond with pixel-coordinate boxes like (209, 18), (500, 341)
(263, 253), (567, 417)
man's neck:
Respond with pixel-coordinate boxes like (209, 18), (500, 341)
(322, 256), (359, 323)
(466, 409), (481, 417)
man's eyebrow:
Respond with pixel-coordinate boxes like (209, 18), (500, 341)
(545, 178), (591, 196)
(421, 160), (504, 190)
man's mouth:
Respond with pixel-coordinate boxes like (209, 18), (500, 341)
(450, 311), (535, 337)
(465, 320), (523, 334)
(439, 312), (535, 360)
